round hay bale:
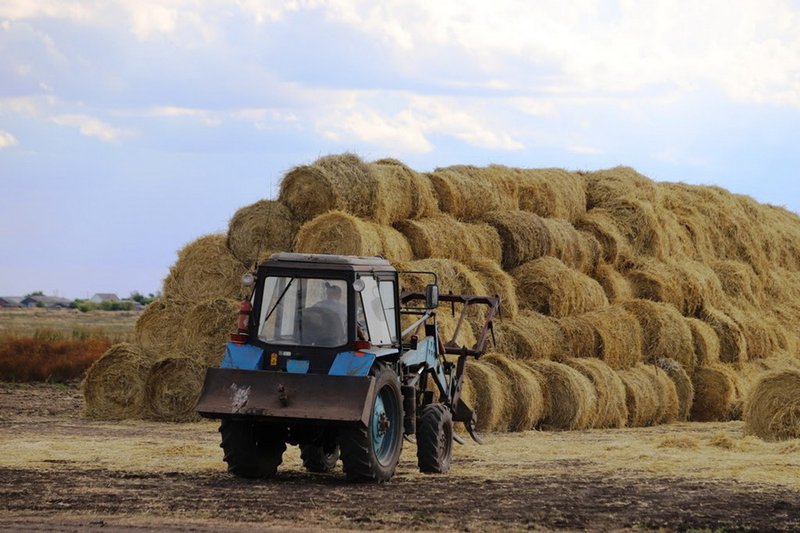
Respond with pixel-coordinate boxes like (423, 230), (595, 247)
(394, 215), (502, 264)
(428, 165), (519, 221)
(621, 299), (695, 371)
(581, 166), (660, 208)
(603, 197), (665, 258)
(575, 209), (631, 266)
(494, 312), (562, 361)
(525, 360), (597, 430)
(226, 200), (298, 268)
(460, 359), (509, 432)
(690, 364), (741, 422)
(465, 258), (519, 319)
(372, 158), (439, 222)
(483, 352), (545, 431)
(435, 310), (478, 349)
(134, 298), (186, 356)
(700, 306), (748, 364)
(516, 168), (587, 222)
(560, 305), (643, 370)
(643, 364), (680, 424)
(143, 357), (206, 422)
(592, 262), (634, 303)
(565, 358), (628, 428)
(712, 260), (764, 305)
(617, 364), (661, 427)
(655, 358), (695, 421)
(278, 153), (377, 222)
(82, 343), (150, 420)
(482, 210), (551, 269)
(162, 234), (249, 302)
(512, 257), (608, 318)
(541, 217), (599, 275)
(396, 258), (488, 297)
(685, 317), (721, 366)
(180, 298), (239, 367)
(724, 306), (775, 360)
(294, 210), (412, 262)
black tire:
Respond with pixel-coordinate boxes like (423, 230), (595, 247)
(338, 364), (404, 483)
(300, 443), (340, 473)
(416, 403), (453, 474)
(219, 419), (286, 479)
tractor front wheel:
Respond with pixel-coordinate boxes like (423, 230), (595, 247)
(416, 402), (453, 473)
(219, 419), (286, 478)
(338, 364), (404, 482)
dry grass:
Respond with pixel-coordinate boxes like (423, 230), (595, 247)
(0, 337), (110, 382)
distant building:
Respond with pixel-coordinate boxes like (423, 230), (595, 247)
(21, 295), (72, 308)
(0, 296), (24, 308)
(90, 293), (120, 304)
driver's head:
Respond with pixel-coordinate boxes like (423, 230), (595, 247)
(326, 284), (342, 301)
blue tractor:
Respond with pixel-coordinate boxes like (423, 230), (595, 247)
(196, 252), (497, 482)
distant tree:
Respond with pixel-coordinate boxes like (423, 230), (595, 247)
(25, 291), (45, 297)
(129, 291), (158, 305)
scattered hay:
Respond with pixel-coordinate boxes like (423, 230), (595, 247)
(690, 364), (741, 422)
(685, 317), (721, 366)
(294, 210), (412, 262)
(180, 298), (239, 367)
(620, 299), (695, 370)
(82, 343), (150, 420)
(394, 215), (502, 264)
(617, 364), (661, 427)
(655, 358), (695, 421)
(493, 312), (562, 361)
(134, 298), (186, 357)
(657, 435), (700, 449)
(565, 358), (628, 428)
(559, 305), (643, 370)
(226, 200), (298, 268)
(461, 359), (509, 432)
(143, 357), (206, 422)
(516, 168), (587, 222)
(464, 258), (519, 319)
(744, 368), (800, 441)
(525, 360), (597, 430)
(162, 234), (249, 302)
(428, 165), (519, 220)
(700, 306), (748, 364)
(592, 263), (634, 303)
(512, 257), (608, 318)
(482, 352), (545, 431)
(708, 432), (762, 452)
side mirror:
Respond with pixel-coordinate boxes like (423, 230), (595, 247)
(425, 283), (439, 309)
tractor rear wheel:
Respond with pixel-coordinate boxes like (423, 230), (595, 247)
(219, 419), (286, 478)
(416, 402), (453, 474)
(338, 363), (404, 483)
(300, 443), (340, 473)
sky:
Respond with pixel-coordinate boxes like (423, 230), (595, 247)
(1, 0), (799, 300)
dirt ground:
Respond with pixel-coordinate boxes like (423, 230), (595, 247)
(1, 382), (799, 532)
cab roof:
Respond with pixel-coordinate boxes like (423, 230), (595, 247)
(263, 252), (395, 272)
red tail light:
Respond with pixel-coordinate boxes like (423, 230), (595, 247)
(354, 340), (370, 351)
(231, 300), (252, 344)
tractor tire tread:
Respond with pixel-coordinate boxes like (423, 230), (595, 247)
(417, 402), (453, 474)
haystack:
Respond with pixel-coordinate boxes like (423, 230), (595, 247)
(482, 352), (545, 431)
(525, 360), (597, 430)
(690, 364), (742, 422)
(494, 311), (562, 361)
(82, 343), (150, 420)
(565, 358), (628, 428)
(516, 168), (587, 222)
(559, 305), (643, 369)
(655, 358), (695, 421)
(621, 299), (694, 370)
(461, 359), (509, 432)
(464, 258), (519, 319)
(162, 234), (248, 302)
(394, 215), (502, 264)
(134, 298), (185, 357)
(226, 199), (298, 268)
(617, 364), (662, 427)
(512, 257), (608, 318)
(428, 165), (519, 220)
(294, 210), (412, 262)
(143, 357), (206, 422)
(180, 298), (239, 367)
(700, 306), (748, 364)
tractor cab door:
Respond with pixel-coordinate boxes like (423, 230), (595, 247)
(354, 274), (400, 351)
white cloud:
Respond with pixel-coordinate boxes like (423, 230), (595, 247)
(0, 130), (18, 149)
(50, 114), (129, 142)
(145, 106), (222, 125)
(0, 1), (95, 21)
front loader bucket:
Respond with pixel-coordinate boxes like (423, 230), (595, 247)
(196, 368), (376, 426)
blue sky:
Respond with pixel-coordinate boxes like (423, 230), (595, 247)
(1, 0), (799, 299)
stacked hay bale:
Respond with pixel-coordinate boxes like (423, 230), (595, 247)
(83, 153), (800, 439)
